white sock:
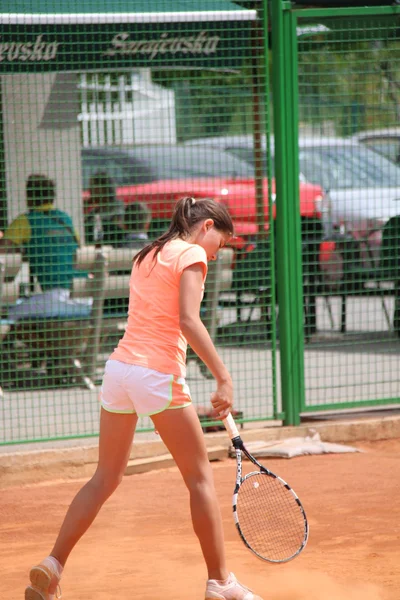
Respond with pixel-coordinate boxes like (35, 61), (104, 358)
(213, 573), (234, 587)
(44, 556), (64, 578)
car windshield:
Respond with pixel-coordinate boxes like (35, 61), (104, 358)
(82, 146), (255, 188)
(299, 145), (400, 189)
(81, 151), (154, 188)
(226, 146), (276, 178)
(222, 141), (400, 188)
(123, 146), (255, 180)
(361, 138), (400, 164)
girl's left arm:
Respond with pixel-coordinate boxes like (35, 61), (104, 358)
(180, 263), (233, 417)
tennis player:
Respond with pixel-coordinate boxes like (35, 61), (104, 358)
(25, 197), (263, 600)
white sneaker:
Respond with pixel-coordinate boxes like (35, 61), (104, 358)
(25, 556), (63, 600)
(205, 572), (264, 600)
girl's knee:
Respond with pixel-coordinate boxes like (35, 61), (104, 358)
(91, 469), (123, 498)
(183, 467), (215, 494)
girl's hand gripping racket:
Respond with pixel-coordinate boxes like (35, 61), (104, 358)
(223, 413), (309, 563)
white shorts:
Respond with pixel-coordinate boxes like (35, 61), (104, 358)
(100, 359), (192, 416)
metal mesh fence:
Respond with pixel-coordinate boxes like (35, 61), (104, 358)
(1, 2), (399, 446)
(296, 12), (400, 412)
(0, 1), (277, 445)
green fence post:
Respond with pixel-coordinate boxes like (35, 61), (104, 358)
(261, 0), (279, 420)
(271, 0), (305, 425)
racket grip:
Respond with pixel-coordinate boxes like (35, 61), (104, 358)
(222, 412), (241, 440)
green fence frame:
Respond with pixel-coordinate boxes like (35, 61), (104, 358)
(271, 0), (305, 426)
(0, 1), (280, 445)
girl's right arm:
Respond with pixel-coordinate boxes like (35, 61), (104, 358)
(179, 263), (233, 419)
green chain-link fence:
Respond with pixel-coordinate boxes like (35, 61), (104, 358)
(294, 6), (400, 413)
(0, 0), (278, 445)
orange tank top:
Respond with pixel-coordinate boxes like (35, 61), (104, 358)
(110, 239), (208, 377)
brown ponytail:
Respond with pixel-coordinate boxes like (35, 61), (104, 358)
(134, 197), (233, 267)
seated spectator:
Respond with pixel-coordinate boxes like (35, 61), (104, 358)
(121, 202), (152, 249)
(0, 174), (91, 321)
(85, 172), (125, 247)
(0, 174), (92, 389)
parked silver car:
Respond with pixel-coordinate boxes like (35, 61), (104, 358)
(186, 135), (400, 273)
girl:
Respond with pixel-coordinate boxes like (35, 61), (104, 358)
(25, 197), (263, 600)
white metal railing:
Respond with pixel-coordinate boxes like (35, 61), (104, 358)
(78, 72), (176, 147)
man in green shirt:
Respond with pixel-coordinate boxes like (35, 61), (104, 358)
(1, 174), (80, 291)
(0, 174), (91, 320)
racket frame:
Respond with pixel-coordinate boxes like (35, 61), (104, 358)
(223, 413), (309, 563)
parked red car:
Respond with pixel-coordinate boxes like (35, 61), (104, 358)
(82, 144), (330, 335)
(82, 144), (327, 249)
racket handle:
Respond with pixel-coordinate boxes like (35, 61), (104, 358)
(222, 412), (241, 440)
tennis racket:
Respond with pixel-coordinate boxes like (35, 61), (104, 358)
(223, 413), (309, 563)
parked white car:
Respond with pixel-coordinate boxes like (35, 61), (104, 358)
(186, 135), (400, 272)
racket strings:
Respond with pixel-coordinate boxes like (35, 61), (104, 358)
(236, 472), (307, 562)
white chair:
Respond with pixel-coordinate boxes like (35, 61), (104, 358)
(0, 250), (101, 392)
(0, 254), (23, 394)
(0, 253), (23, 343)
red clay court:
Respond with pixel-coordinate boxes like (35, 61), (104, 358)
(1, 437), (399, 600)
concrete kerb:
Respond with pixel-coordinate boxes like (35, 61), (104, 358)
(1, 414), (400, 488)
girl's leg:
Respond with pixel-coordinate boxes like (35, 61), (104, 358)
(151, 405), (229, 581)
(50, 408), (137, 568)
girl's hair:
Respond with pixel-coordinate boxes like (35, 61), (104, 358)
(135, 196), (233, 267)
